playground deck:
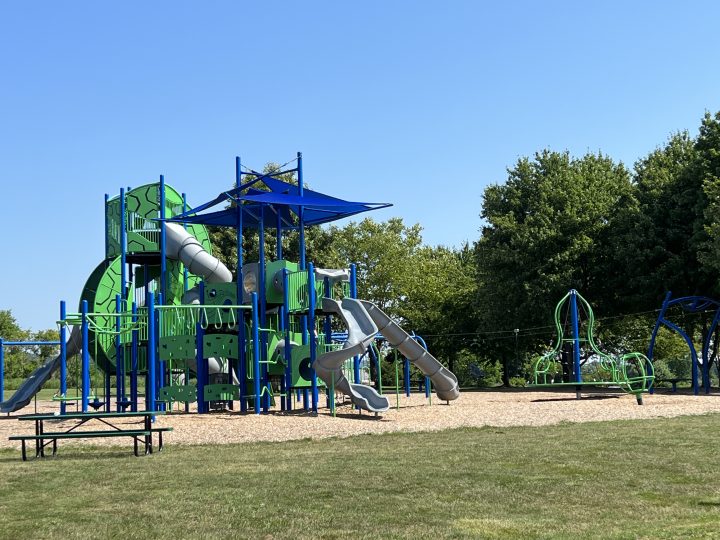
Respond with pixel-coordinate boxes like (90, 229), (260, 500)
(3, 390), (720, 449)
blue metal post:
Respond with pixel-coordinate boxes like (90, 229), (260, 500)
(104, 193), (109, 258)
(156, 293), (165, 412)
(258, 205), (270, 412)
(413, 334), (431, 399)
(182, 193), (189, 290)
(570, 289), (582, 384)
(120, 188), (126, 298)
(81, 300), (90, 412)
(404, 358), (411, 397)
(297, 151), (305, 269)
(350, 264), (361, 385)
(196, 283), (206, 413)
(283, 270), (292, 411)
(115, 294), (124, 411)
(147, 292), (156, 412)
(251, 292), (261, 414)
(308, 263), (318, 412)
(236, 158), (247, 412)
(131, 301), (138, 412)
(160, 175), (167, 303)
(276, 210), (283, 260)
(692, 342), (700, 396)
(59, 301), (67, 415)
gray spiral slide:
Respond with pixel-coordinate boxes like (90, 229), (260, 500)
(314, 298), (391, 412)
(361, 301), (460, 401)
(1, 327), (82, 414)
(314, 297), (460, 413)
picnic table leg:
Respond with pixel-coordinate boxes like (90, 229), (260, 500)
(134, 437), (139, 457)
(146, 415), (153, 454)
(158, 431), (163, 452)
(39, 421), (45, 458)
(21, 440), (27, 461)
(52, 438), (57, 456)
(35, 420), (41, 458)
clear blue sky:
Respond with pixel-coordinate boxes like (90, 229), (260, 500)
(1, 1), (719, 331)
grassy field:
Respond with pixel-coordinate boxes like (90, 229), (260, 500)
(1, 415), (719, 539)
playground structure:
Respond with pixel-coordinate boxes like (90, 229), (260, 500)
(648, 292), (720, 395)
(531, 289), (654, 404)
(0, 154), (460, 416)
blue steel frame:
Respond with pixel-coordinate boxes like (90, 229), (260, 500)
(39, 152), (385, 419)
(648, 292), (720, 395)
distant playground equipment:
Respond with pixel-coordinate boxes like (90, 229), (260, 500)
(648, 292), (720, 395)
(530, 289), (654, 404)
(0, 154), (459, 417)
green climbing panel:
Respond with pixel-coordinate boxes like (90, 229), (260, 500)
(159, 384), (197, 403)
(203, 383), (240, 401)
(159, 335), (196, 362)
(203, 334), (239, 359)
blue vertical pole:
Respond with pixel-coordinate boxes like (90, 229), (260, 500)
(196, 283), (206, 413)
(692, 346), (700, 396)
(160, 175), (167, 304)
(570, 289), (582, 384)
(156, 293), (165, 412)
(404, 359), (411, 397)
(120, 188), (127, 298)
(297, 152), (305, 269)
(115, 294), (123, 411)
(308, 263), (318, 412)
(182, 193), (189, 290)
(105, 372), (111, 412)
(147, 292), (156, 412)
(350, 264), (361, 385)
(59, 301), (67, 415)
(283, 270), (292, 411)
(251, 292), (261, 414)
(81, 300), (90, 413)
(236, 157), (247, 412)
(131, 301), (138, 412)
(104, 193), (109, 258)
(276, 211), (283, 260)
(259, 205), (270, 412)
(298, 154), (309, 361)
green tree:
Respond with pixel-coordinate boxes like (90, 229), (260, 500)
(475, 150), (637, 383)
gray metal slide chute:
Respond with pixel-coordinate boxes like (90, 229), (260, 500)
(165, 222), (233, 284)
(0, 327), (82, 414)
(361, 301), (460, 402)
(314, 298), (390, 413)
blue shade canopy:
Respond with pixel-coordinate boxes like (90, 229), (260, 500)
(166, 173), (391, 229)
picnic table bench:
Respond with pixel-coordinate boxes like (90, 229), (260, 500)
(9, 411), (172, 461)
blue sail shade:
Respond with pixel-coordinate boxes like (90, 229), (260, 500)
(166, 174), (391, 229)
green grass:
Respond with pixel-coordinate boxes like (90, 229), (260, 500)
(1, 415), (720, 539)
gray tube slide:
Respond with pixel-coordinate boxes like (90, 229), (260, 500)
(314, 298), (390, 412)
(166, 222), (233, 284)
(0, 327), (82, 413)
(361, 301), (460, 402)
